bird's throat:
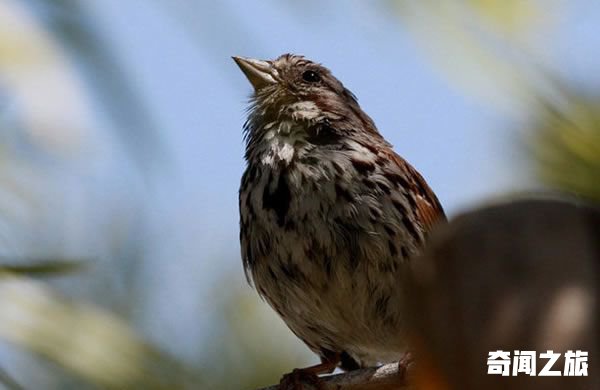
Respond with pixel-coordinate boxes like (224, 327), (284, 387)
(257, 120), (308, 167)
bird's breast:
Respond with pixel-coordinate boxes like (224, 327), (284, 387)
(239, 148), (417, 362)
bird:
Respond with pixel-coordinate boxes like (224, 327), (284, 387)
(233, 53), (446, 388)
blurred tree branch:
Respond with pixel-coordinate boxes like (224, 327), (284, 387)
(0, 259), (86, 277)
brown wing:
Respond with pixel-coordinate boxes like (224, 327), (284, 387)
(383, 149), (446, 231)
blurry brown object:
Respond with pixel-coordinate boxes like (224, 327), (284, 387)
(408, 197), (599, 390)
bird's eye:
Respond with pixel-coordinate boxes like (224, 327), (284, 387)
(302, 70), (321, 83)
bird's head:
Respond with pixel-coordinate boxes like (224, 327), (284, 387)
(233, 54), (382, 159)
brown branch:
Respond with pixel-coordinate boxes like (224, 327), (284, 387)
(257, 362), (410, 390)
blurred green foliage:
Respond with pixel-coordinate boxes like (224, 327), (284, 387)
(0, 275), (200, 389)
(532, 91), (600, 202)
(0, 260), (85, 277)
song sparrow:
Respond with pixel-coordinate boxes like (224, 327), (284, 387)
(233, 54), (446, 386)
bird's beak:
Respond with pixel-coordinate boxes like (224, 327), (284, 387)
(232, 56), (277, 91)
